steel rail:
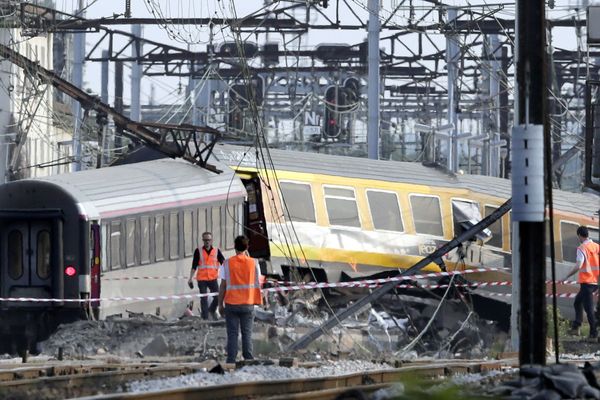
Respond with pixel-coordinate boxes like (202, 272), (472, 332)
(77, 360), (515, 400)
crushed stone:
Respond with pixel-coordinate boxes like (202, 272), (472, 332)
(127, 360), (392, 393)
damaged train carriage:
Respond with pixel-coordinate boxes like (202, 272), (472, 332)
(214, 144), (599, 317)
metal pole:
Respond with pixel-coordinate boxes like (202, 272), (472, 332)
(513, 0), (547, 366)
(100, 50), (109, 104)
(490, 35), (501, 177)
(100, 50), (110, 166)
(500, 46), (510, 178)
(130, 24), (143, 121)
(71, 0), (85, 171)
(446, 7), (459, 172)
(367, 0), (380, 160)
(481, 35), (491, 176)
(114, 61), (124, 153)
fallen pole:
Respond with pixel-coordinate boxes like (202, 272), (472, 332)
(287, 198), (512, 351)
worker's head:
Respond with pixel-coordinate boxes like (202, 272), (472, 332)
(577, 226), (589, 243)
(201, 232), (213, 249)
(234, 235), (250, 253)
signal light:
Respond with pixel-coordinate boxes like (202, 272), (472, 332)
(65, 266), (77, 277)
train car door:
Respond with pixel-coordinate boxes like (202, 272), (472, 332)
(90, 223), (101, 317)
(0, 220), (53, 299)
(242, 177), (270, 259)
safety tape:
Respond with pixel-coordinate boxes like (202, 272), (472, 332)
(98, 267), (499, 283)
(0, 267), (582, 303)
(101, 275), (188, 281)
(483, 292), (588, 299)
(99, 272), (581, 287)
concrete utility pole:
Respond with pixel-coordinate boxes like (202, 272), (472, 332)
(367, 0), (380, 160)
(71, 0), (85, 171)
(513, 0), (547, 365)
(446, 7), (459, 172)
(130, 24), (142, 122)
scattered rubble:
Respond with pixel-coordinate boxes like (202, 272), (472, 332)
(36, 290), (510, 362)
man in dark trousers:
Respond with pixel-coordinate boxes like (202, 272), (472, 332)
(218, 235), (263, 364)
(566, 226), (600, 339)
(188, 231), (224, 320)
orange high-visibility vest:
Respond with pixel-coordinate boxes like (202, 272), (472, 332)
(223, 254), (262, 306)
(196, 247), (220, 281)
(577, 240), (600, 284)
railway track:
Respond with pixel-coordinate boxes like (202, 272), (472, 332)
(0, 358), (517, 400)
(0, 361), (212, 400)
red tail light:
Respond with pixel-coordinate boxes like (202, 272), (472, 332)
(65, 266), (77, 277)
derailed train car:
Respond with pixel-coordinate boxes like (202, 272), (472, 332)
(0, 157), (245, 351)
(213, 144), (599, 319)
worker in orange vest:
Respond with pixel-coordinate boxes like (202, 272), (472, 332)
(566, 226), (600, 339)
(218, 235), (262, 364)
(188, 232), (224, 320)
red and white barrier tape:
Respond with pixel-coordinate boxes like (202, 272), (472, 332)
(484, 291), (588, 299)
(0, 267), (582, 303)
(99, 272), (580, 288)
(101, 275), (188, 281)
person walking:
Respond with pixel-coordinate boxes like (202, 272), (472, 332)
(188, 232), (224, 320)
(566, 226), (600, 338)
(218, 235), (262, 364)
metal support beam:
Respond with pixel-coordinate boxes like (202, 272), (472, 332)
(446, 8), (459, 172)
(130, 24), (142, 122)
(71, 0), (85, 171)
(367, 0), (380, 160)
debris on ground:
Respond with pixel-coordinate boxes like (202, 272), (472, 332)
(37, 288), (509, 363)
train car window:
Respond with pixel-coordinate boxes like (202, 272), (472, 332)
(366, 190), (404, 232)
(545, 219), (553, 259)
(409, 195), (443, 237)
(169, 212), (179, 260)
(110, 221), (121, 269)
(324, 185), (361, 228)
(126, 218), (136, 267)
(560, 221), (580, 263)
(225, 203), (236, 250)
(484, 206), (503, 248)
(36, 230), (51, 279)
(279, 182), (316, 223)
(184, 210), (194, 257)
(140, 216), (150, 264)
(198, 208), (207, 237)
(237, 203), (244, 236)
(7, 230), (23, 280)
(101, 224), (109, 272)
(212, 206), (222, 247)
(589, 227), (599, 244)
(155, 215), (165, 262)
(508, 211), (512, 251)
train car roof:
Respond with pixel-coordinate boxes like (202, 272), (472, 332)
(214, 144), (599, 218)
(27, 158), (245, 219)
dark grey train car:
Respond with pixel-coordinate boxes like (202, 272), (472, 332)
(0, 158), (245, 352)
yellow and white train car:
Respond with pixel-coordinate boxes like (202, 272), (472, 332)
(214, 144), (599, 293)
